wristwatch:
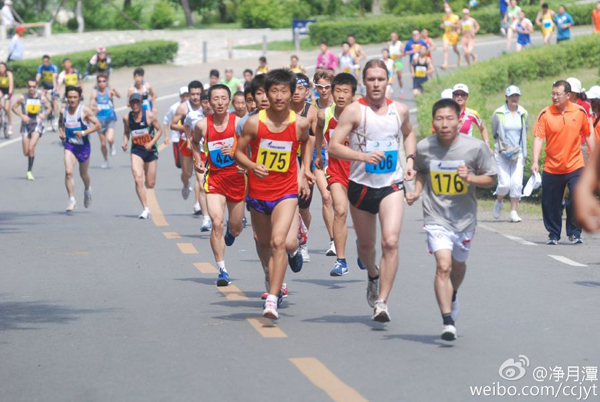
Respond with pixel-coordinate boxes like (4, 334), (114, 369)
(406, 153), (416, 161)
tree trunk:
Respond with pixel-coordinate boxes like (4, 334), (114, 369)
(181, 0), (194, 27)
(217, 0), (227, 23)
(123, 0), (132, 9)
(372, 0), (381, 15)
(76, 0), (84, 33)
(433, 0), (440, 13)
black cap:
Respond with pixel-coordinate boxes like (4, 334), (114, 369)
(130, 93), (143, 103)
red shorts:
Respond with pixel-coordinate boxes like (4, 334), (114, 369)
(204, 171), (246, 203)
(172, 143), (181, 169)
(179, 139), (193, 158)
(326, 157), (350, 189)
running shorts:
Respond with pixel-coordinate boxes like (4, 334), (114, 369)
(205, 171), (246, 203)
(424, 224), (474, 262)
(246, 194), (298, 216)
(179, 138), (193, 158)
(172, 142), (181, 169)
(21, 119), (44, 137)
(132, 146), (158, 163)
(348, 180), (404, 215)
(443, 32), (459, 45)
(64, 141), (91, 163)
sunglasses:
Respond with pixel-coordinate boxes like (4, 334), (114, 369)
(316, 84), (331, 90)
(27, 85), (37, 89)
(453, 92), (468, 98)
(98, 80), (107, 83)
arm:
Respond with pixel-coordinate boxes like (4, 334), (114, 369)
(531, 136), (544, 173)
(405, 172), (426, 205)
(574, 142), (600, 232)
(81, 106), (102, 135)
(535, 11), (542, 26)
(122, 116), (130, 151)
(39, 97), (52, 120)
(89, 90), (97, 111)
(8, 71), (13, 96)
(112, 87), (121, 99)
(126, 87), (133, 108)
(398, 103), (417, 181)
(457, 164), (495, 187)
(233, 116), (268, 179)
(314, 109), (326, 170)
(148, 83), (157, 112)
(146, 111), (163, 150)
(477, 119), (492, 150)
(11, 96), (27, 122)
(426, 59), (434, 76)
(474, 18), (480, 34)
(58, 111), (66, 140)
(170, 103), (187, 132)
(191, 120), (207, 173)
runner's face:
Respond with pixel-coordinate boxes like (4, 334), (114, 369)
(333, 84), (353, 108)
(134, 74), (143, 85)
(291, 57), (298, 67)
(245, 94), (256, 112)
(210, 76), (219, 86)
(292, 83), (308, 103)
(348, 36), (355, 45)
(233, 95), (246, 115)
(189, 88), (202, 106)
(452, 92), (468, 107)
(97, 78), (107, 90)
(316, 79), (331, 99)
(210, 89), (229, 115)
(131, 100), (141, 113)
(267, 83), (292, 112)
(320, 44), (327, 53)
(244, 72), (252, 82)
(180, 94), (189, 102)
(66, 91), (80, 108)
(64, 61), (72, 70)
(202, 99), (213, 114)
(433, 107), (460, 143)
(254, 88), (269, 110)
(27, 82), (37, 96)
(342, 43), (350, 54)
(391, 33), (398, 42)
(364, 67), (388, 100)
(43, 58), (50, 66)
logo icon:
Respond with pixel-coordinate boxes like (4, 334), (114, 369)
(499, 355), (529, 381)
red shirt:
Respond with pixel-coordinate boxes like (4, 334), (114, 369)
(324, 109), (350, 180)
(205, 113), (238, 176)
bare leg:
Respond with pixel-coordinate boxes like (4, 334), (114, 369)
(131, 154), (148, 208)
(314, 169), (334, 239)
(330, 183), (349, 259)
(64, 150), (77, 198)
(267, 198), (298, 296)
(99, 132), (108, 161)
(79, 158), (91, 189)
(207, 193), (227, 262)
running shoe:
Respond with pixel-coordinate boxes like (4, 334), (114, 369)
(182, 185), (191, 200)
(26, 171), (34, 181)
(330, 259), (348, 276)
(224, 224), (236, 246)
(110, 143), (116, 156)
(261, 292), (268, 300)
(367, 275), (379, 308)
(201, 216), (212, 232)
(297, 214), (308, 245)
(509, 210), (522, 223)
(493, 200), (503, 220)
(451, 299), (460, 322)
(193, 203), (202, 216)
(66, 199), (77, 212)
(242, 216), (248, 228)
(287, 250), (303, 273)
(299, 244), (310, 262)
(138, 208), (150, 219)
(568, 235), (583, 245)
(372, 300), (390, 322)
(441, 325), (457, 341)
(546, 238), (558, 245)
(281, 283), (288, 298)
(216, 270), (231, 287)
(263, 299), (279, 320)
(101, 161), (109, 169)
(84, 188), (92, 208)
(325, 240), (336, 256)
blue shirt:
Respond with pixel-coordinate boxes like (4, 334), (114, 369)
(8, 36), (23, 61)
(499, 0), (508, 14)
(37, 64), (58, 85)
(403, 39), (428, 64)
(555, 12), (574, 40)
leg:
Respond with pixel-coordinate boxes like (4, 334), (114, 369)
(251, 208), (272, 279)
(434, 249), (454, 315)
(197, 173), (208, 215)
(4, 99), (11, 126)
(79, 158), (91, 190)
(442, 41), (449, 67)
(565, 169), (583, 238)
(450, 258), (467, 292)
(452, 43), (461, 66)
(509, 156), (524, 212)
(285, 205), (300, 254)
(315, 169), (334, 239)
(330, 183), (349, 259)
(106, 127), (115, 149)
(22, 133), (30, 157)
(207, 193), (227, 262)
(376, 191), (404, 303)
(180, 155), (192, 189)
(506, 27), (513, 51)
(99, 132), (108, 161)
(144, 159), (158, 189)
(349, 204), (378, 278)
(299, 207), (311, 230)
(226, 199), (246, 237)
(541, 171), (566, 240)
(268, 198), (298, 297)
(28, 132), (41, 158)
(131, 154), (148, 208)
(64, 150), (77, 198)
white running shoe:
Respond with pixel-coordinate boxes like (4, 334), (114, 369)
(451, 299), (460, 322)
(193, 203), (202, 216)
(325, 240), (336, 256)
(441, 325), (457, 341)
(367, 276), (379, 308)
(372, 300), (390, 322)
(509, 210), (522, 223)
(263, 299), (279, 320)
(66, 199), (77, 212)
(84, 188), (92, 208)
(110, 144), (116, 156)
(101, 161), (109, 169)
(138, 208), (151, 219)
(181, 185), (191, 200)
(493, 200), (503, 220)
(201, 216), (212, 232)
(299, 244), (310, 262)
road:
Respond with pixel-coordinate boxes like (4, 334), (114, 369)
(1, 28), (599, 402)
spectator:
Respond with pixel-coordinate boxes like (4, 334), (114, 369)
(1, 0), (15, 30)
(7, 25), (25, 62)
(504, 0), (522, 52)
(499, 0), (509, 35)
(256, 56), (268, 75)
(555, 5), (574, 43)
(491, 85), (529, 223)
(316, 41), (338, 71)
(592, 2), (600, 33)
(535, 3), (556, 45)
(532, 80), (593, 245)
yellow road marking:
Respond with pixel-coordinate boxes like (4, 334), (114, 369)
(146, 189), (169, 227)
(217, 284), (248, 300)
(194, 262), (218, 274)
(290, 358), (369, 402)
(246, 317), (287, 338)
(177, 243), (198, 254)
(163, 231), (181, 239)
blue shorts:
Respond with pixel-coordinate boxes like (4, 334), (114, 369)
(517, 35), (531, 46)
(246, 194), (297, 216)
(64, 141), (91, 163)
(132, 145), (158, 163)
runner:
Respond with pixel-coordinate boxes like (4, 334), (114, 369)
(234, 69), (311, 320)
(35, 55), (58, 127)
(536, 3), (556, 45)
(339, 42), (359, 77)
(441, 4), (461, 69)
(89, 73), (120, 168)
(314, 72), (360, 276)
(460, 8), (480, 65)
(504, 0), (522, 51)
(347, 34), (367, 79)
(411, 46), (434, 97)
(0, 62), (14, 136)
(404, 30), (429, 71)
(207, 69), (220, 90)
(233, 91), (247, 118)
(12, 78), (51, 181)
(515, 11), (534, 52)
(256, 57), (269, 75)
(57, 58), (82, 103)
(289, 55), (307, 75)
(243, 69), (253, 88)
(244, 86), (257, 113)
(328, 59), (417, 322)
(122, 93), (163, 219)
(127, 67), (157, 113)
(162, 87), (189, 169)
(191, 84), (244, 287)
(388, 32), (404, 96)
(452, 84), (491, 149)
(58, 86), (102, 212)
(84, 47), (112, 78)
(381, 48), (396, 98)
(405, 98), (497, 341)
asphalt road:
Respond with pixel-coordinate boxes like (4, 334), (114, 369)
(1, 27), (599, 402)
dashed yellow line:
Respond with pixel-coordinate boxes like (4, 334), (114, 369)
(146, 189), (169, 227)
(217, 284), (248, 300)
(194, 262), (218, 274)
(290, 358), (369, 402)
(247, 317), (288, 338)
(163, 231), (181, 239)
(177, 243), (198, 254)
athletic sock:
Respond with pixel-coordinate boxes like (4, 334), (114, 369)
(28, 156), (34, 171)
(452, 290), (457, 302)
(442, 313), (455, 326)
(69, 196), (75, 202)
(337, 258), (346, 264)
(217, 261), (226, 271)
(368, 274), (379, 282)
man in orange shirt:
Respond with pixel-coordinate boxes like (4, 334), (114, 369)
(532, 80), (594, 245)
(592, 2), (600, 33)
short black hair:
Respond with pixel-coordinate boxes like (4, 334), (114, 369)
(65, 85), (82, 97)
(332, 73), (358, 95)
(201, 94), (209, 101)
(432, 98), (461, 118)
(250, 74), (267, 99)
(265, 69), (296, 94)
(244, 86), (253, 98)
(342, 41), (350, 47)
(233, 91), (245, 100)
(320, 40), (328, 46)
(259, 56), (267, 63)
(27, 77), (37, 86)
(208, 83), (231, 100)
(63, 58), (71, 63)
(542, 3), (549, 7)
(553, 80), (571, 93)
(209, 69), (219, 78)
(188, 80), (204, 92)
(133, 67), (144, 77)
(42, 55), (50, 60)
(348, 34), (356, 39)
(243, 68), (253, 76)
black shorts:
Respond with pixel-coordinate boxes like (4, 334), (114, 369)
(348, 180), (404, 215)
(298, 182), (314, 209)
(132, 146), (158, 163)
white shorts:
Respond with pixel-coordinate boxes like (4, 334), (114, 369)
(424, 224), (475, 262)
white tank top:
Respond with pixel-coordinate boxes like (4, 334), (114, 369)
(184, 100), (205, 129)
(389, 41), (403, 60)
(349, 100), (404, 188)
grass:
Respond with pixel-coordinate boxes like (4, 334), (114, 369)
(478, 199), (542, 215)
(235, 38), (316, 52)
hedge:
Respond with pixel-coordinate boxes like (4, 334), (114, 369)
(308, 3), (595, 45)
(7, 40), (179, 88)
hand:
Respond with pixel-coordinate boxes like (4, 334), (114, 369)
(164, 137), (171, 146)
(194, 159), (206, 174)
(221, 145), (232, 155)
(122, 142), (128, 152)
(411, 73), (415, 78)
(186, 139), (192, 151)
(531, 163), (539, 174)
(404, 159), (416, 181)
(73, 130), (84, 137)
(363, 151), (384, 165)
(22, 116), (30, 124)
(314, 154), (323, 170)
(58, 131), (66, 141)
(405, 191), (420, 206)
(251, 164), (269, 179)
(457, 164), (470, 182)
(144, 142), (154, 151)
(304, 169), (316, 186)
(298, 177), (311, 200)
(236, 164), (247, 175)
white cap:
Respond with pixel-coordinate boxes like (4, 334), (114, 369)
(586, 85), (600, 100)
(522, 172), (542, 197)
(4, 0), (12, 5)
(505, 85), (521, 97)
(452, 83), (469, 94)
(441, 88), (453, 99)
(566, 77), (584, 94)
(179, 86), (188, 95)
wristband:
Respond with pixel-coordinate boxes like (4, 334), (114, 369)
(406, 153), (416, 161)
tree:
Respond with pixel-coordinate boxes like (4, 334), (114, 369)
(123, 0), (131, 9)
(181, 0), (194, 26)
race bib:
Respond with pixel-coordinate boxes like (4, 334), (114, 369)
(65, 125), (84, 145)
(131, 127), (152, 146)
(429, 160), (468, 195)
(208, 137), (235, 168)
(97, 103), (112, 117)
(365, 140), (398, 174)
(415, 66), (427, 78)
(543, 20), (552, 29)
(65, 74), (78, 86)
(342, 66), (351, 73)
(257, 139), (292, 172)
(42, 70), (53, 83)
(26, 99), (41, 115)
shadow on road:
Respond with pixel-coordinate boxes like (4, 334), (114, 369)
(573, 281), (600, 287)
(382, 333), (454, 348)
(292, 278), (362, 290)
(303, 314), (387, 331)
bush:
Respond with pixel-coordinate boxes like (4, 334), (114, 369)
(7, 40), (178, 88)
(114, 5), (144, 30)
(237, 0), (310, 28)
(309, 3), (595, 45)
(151, 1), (176, 29)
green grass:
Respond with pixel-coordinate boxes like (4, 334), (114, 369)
(235, 38), (315, 52)
(479, 199), (542, 215)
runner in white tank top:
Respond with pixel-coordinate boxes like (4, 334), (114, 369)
(328, 60), (417, 324)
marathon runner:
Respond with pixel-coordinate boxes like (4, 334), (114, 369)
(256, 57), (269, 75)
(57, 58), (82, 104)
(163, 87), (189, 169)
(328, 60), (416, 322)
(89, 73), (120, 168)
(122, 93), (163, 219)
(460, 8), (480, 65)
(406, 98), (496, 341)
(35, 55), (58, 128)
(388, 32), (404, 96)
(58, 86), (102, 212)
(127, 68), (157, 113)
(191, 84), (244, 287)
(441, 4), (461, 69)
(289, 55), (307, 75)
(339, 42), (359, 77)
(234, 69), (311, 320)
(243, 69), (253, 88)
(535, 3), (556, 45)
(233, 91), (247, 118)
(12, 78), (51, 181)
(0, 62), (14, 136)
(452, 84), (491, 149)
(84, 47), (112, 78)
(347, 34), (366, 80)
(515, 11), (534, 52)
(411, 46), (434, 97)
(244, 86), (257, 113)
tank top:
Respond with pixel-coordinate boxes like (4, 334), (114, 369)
(184, 100), (205, 131)
(388, 41), (402, 60)
(95, 88), (116, 122)
(128, 110), (155, 149)
(461, 18), (474, 34)
(248, 110), (300, 200)
(413, 57), (429, 79)
(290, 66), (303, 74)
(542, 11), (553, 30)
(205, 113), (237, 175)
(349, 98), (404, 188)
(324, 105), (351, 177)
(339, 53), (355, 74)
(133, 82), (151, 110)
(63, 69), (79, 87)
(22, 92), (42, 117)
(97, 56), (109, 72)
(0, 74), (9, 89)
(63, 104), (89, 146)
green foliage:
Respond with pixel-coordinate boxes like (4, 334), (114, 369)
(7, 40), (178, 88)
(237, 0), (310, 28)
(114, 5), (144, 30)
(151, 1), (176, 29)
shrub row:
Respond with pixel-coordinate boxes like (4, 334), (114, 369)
(7, 40), (178, 88)
(309, 3), (595, 45)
